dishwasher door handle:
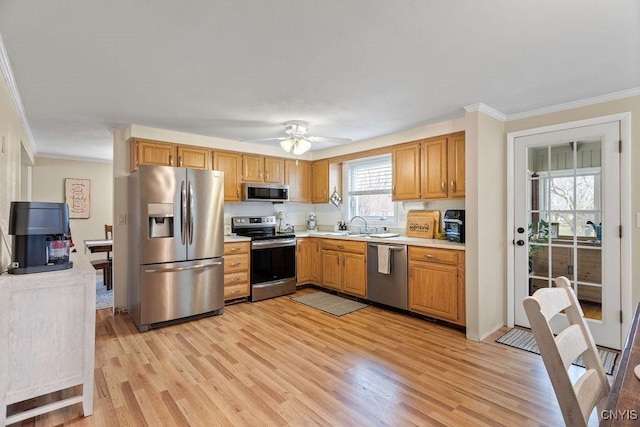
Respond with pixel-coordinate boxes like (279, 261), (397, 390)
(367, 244), (406, 251)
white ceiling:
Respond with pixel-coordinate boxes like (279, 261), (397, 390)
(0, 1), (638, 162)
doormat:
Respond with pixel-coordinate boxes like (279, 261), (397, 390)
(496, 328), (618, 375)
(291, 292), (369, 317)
(96, 275), (113, 310)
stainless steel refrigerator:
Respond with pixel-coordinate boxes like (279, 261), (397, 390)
(128, 165), (224, 331)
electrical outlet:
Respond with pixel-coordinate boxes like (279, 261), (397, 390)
(118, 214), (127, 225)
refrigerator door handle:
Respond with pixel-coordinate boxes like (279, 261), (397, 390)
(180, 180), (187, 245)
(188, 181), (194, 244)
(144, 260), (223, 274)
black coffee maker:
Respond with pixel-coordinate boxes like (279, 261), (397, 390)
(8, 201), (73, 274)
(443, 209), (465, 243)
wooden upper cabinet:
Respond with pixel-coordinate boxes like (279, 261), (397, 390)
(311, 160), (329, 203)
(392, 143), (421, 200)
(285, 159), (311, 203)
(264, 157), (285, 183)
(447, 132), (465, 198)
(130, 138), (211, 172)
(242, 154), (264, 182)
(130, 139), (177, 171)
(213, 151), (242, 202)
(421, 136), (449, 199)
(177, 146), (210, 170)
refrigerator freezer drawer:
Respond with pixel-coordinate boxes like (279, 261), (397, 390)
(138, 258), (224, 330)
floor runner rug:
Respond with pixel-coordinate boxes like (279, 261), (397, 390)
(291, 292), (369, 317)
(496, 327), (618, 375)
(96, 275), (113, 310)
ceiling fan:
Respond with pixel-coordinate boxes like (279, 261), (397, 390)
(244, 120), (351, 155)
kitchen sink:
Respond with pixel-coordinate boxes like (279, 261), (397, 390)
(368, 232), (400, 238)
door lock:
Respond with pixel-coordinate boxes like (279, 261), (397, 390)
(517, 227), (525, 234)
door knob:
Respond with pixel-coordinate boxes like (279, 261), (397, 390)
(516, 240), (525, 246)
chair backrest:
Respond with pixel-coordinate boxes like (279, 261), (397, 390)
(523, 276), (610, 426)
(105, 224), (113, 239)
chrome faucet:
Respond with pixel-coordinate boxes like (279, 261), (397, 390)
(349, 215), (368, 235)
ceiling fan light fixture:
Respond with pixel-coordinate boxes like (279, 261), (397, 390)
(280, 137), (295, 152)
(292, 138), (311, 155)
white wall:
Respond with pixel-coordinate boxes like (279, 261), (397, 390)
(0, 59), (34, 271)
(31, 156), (113, 262)
(464, 111), (507, 341)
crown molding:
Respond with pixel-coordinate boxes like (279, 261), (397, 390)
(0, 33), (37, 155)
(35, 153), (113, 164)
(463, 103), (507, 121)
(506, 87), (640, 121)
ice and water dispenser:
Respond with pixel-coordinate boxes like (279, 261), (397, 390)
(147, 203), (174, 238)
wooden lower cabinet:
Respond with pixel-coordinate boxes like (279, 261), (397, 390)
(408, 246), (465, 325)
(296, 238), (322, 285)
(224, 241), (250, 301)
(321, 239), (366, 297)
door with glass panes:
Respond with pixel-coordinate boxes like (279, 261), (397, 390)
(513, 122), (621, 349)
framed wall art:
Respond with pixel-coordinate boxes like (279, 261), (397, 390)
(65, 178), (91, 219)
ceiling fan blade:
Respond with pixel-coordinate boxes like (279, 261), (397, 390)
(307, 136), (352, 144)
(241, 137), (287, 143)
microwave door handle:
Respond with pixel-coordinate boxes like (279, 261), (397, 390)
(180, 180), (187, 245)
(188, 181), (194, 244)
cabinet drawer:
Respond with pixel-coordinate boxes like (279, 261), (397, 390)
(224, 271), (248, 286)
(225, 282), (249, 299)
(224, 242), (249, 255)
(321, 239), (366, 254)
(224, 254), (249, 273)
(409, 246), (458, 265)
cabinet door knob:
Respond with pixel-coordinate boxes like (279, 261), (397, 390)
(179, 156), (183, 167)
(169, 154), (173, 166)
(450, 181), (456, 192)
(237, 187), (240, 197)
(441, 182), (446, 192)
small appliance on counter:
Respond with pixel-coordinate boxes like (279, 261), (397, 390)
(443, 209), (465, 243)
(8, 201), (73, 274)
(306, 212), (317, 231)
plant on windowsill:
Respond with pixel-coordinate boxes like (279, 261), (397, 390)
(528, 219), (549, 273)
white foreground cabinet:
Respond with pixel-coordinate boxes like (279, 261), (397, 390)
(0, 253), (96, 425)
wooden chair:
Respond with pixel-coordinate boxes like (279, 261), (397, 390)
(91, 225), (113, 290)
(523, 276), (610, 426)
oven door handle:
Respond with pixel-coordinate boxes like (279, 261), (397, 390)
(251, 239), (296, 249)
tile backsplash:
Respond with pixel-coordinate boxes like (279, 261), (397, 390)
(224, 199), (465, 234)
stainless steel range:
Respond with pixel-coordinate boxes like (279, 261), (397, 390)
(232, 216), (296, 302)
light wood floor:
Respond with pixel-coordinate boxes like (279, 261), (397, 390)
(12, 288), (585, 426)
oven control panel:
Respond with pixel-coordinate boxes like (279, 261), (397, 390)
(232, 216), (276, 228)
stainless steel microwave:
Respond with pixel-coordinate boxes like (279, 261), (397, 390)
(241, 183), (289, 202)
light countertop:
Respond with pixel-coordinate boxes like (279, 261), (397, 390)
(224, 235), (251, 243)
(295, 231), (465, 251)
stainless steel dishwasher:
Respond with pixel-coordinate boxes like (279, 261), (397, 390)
(366, 243), (408, 310)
